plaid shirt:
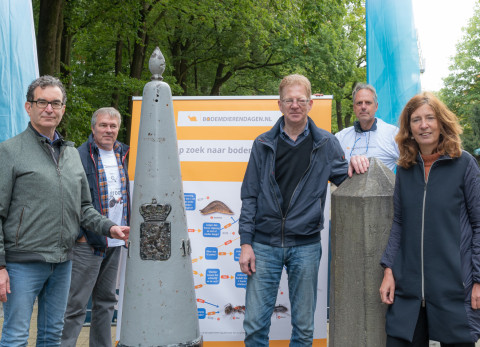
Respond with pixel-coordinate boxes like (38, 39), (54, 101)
(94, 142), (128, 256)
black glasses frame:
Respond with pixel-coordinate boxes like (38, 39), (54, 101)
(29, 100), (64, 109)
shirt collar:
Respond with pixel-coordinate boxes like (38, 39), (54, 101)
(93, 141), (120, 154)
(354, 118), (377, 133)
(29, 122), (61, 144)
(280, 120), (309, 141)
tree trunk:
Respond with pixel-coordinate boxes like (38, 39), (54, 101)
(60, 0), (73, 85)
(194, 59), (198, 93)
(129, 2), (149, 81)
(170, 38), (190, 95)
(60, 32), (72, 82)
(112, 37), (123, 110)
(130, 34), (149, 80)
(127, 2), (151, 147)
(54, 8), (63, 73)
(37, 0), (64, 76)
(344, 112), (353, 128)
(60, 26), (72, 87)
(336, 99), (343, 131)
(177, 57), (188, 95)
(210, 63), (233, 96)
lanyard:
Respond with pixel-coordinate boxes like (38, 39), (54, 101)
(350, 131), (371, 157)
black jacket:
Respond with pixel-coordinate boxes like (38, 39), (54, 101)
(239, 116), (348, 247)
(381, 152), (480, 343)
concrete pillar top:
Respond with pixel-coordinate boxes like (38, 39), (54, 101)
(333, 157), (395, 198)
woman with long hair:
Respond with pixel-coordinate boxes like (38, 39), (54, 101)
(379, 92), (480, 346)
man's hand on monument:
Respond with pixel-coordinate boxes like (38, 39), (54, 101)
(471, 283), (480, 309)
(239, 244), (256, 276)
(379, 267), (395, 305)
(348, 155), (369, 177)
(110, 225), (130, 241)
(0, 268), (11, 302)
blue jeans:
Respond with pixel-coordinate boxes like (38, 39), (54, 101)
(0, 261), (72, 347)
(243, 242), (322, 347)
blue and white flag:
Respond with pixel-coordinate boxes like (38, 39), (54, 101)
(366, 0), (421, 126)
(0, 0), (39, 142)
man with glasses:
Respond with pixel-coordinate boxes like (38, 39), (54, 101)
(239, 74), (369, 346)
(0, 76), (129, 346)
(335, 83), (399, 171)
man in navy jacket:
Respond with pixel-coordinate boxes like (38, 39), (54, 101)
(239, 74), (368, 346)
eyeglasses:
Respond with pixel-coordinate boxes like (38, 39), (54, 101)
(29, 100), (64, 109)
(281, 98), (310, 107)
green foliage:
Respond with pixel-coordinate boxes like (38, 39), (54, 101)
(440, 3), (480, 153)
(57, 91), (94, 146)
(33, 0), (366, 142)
(459, 105), (480, 154)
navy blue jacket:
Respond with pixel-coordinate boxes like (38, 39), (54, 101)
(381, 151), (480, 343)
(77, 134), (130, 249)
(239, 116), (349, 247)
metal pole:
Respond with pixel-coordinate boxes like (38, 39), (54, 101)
(118, 47), (202, 347)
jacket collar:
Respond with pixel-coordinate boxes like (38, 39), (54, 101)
(416, 151), (452, 164)
(27, 122), (73, 147)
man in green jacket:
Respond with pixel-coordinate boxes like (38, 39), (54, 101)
(0, 75), (129, 346)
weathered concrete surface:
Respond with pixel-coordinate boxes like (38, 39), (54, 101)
(330, 158), (395, 347)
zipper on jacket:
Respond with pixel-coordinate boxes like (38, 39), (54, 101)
(421, 183), (427, 307)
(419, 156), (444, 308)
(45, 142), (58, 167)
(58, 147), (66, 247)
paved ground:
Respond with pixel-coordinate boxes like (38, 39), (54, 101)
(0, 303), (479, 346)
(0, 302), (116, 346)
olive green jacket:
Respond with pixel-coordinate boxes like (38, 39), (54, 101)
(0, 125), (115, 266)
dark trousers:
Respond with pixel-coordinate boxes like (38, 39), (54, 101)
(386, 307), (475, 347)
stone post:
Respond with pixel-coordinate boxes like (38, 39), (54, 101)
(329, 157), (395, 347)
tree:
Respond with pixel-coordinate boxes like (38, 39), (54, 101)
(462, 105), (480, 154)
(440, 3), (480, 153)
(32, 0), (366, 144)
(37, 0), (64, 76)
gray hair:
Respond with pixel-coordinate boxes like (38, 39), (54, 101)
(91, 107), (121, 128)
(26, 75), (67, 104)
(352, 83), (378, 105)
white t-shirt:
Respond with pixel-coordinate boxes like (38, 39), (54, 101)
(99, 148), (125, 247)
(335, 118), (399, 172)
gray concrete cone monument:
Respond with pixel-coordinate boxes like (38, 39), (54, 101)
(118, 47), (202, 347)
(330, 157), (395, 347)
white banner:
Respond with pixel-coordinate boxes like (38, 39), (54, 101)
(177, 110), (281, 127)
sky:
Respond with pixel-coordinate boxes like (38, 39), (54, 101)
(412, 0), (478, 91)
